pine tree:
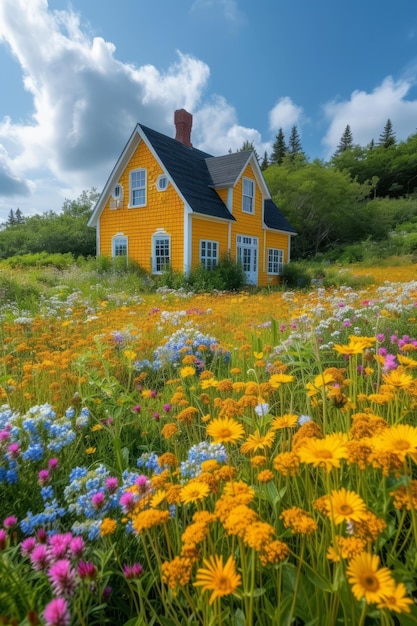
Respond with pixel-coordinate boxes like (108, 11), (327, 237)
(238, 140), (259, 163)
(15, 208), (25, 224)
(378, 119), (396, 148)
(6, 210), (16, 227)
(271, 128), (287, 164)
(287, 126), (304, 159)
(335, 125), (353, 155)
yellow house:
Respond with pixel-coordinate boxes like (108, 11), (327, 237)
(88, 109), (296, 287)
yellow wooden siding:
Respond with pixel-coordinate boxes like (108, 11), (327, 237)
(99, 140), (185, 272)
(190, 217), (229, 267)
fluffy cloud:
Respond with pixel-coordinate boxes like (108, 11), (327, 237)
(269, 97), (304, 133)
(322, 77), (417, 156)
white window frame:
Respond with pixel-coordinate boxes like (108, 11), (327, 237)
(130, 168), (147, 207)
(267, 248), (283, 275)
(112, 235), (128, 258)
(242, 177), (254, 214)
(152, 233), (171, 274)
(200, 240), (219, 270)
(156, 175), (168, 192)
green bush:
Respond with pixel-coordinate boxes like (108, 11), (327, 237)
(1, 252), (74, 269)
(281, 262), (311, 288)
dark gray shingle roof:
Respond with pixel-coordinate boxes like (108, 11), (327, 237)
(205, 152), (251, 187)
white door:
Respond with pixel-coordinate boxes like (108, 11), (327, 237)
(237, 235), (258, 285)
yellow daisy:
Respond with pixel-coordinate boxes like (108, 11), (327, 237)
(328, 488), (367, 525)
(206, 416), (245, 444)
(346, 552), (395, 604)
(194, 554), (241, 605)
(240, 429), (276, 455)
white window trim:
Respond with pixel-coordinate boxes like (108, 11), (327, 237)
(129, 168), (147, 207)
(200, 240), (219, 270)
(156, 174), (168, 192)
(267, 248), (284, 275)
(242, 177), (255, 214)
(112, 234), (128, 258)
(152, 233), (171, 274)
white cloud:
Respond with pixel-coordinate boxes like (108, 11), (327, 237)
(269, 97), (303, 133)
(322, 76), (417, 156)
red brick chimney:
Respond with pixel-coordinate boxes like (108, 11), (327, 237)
(174, 109), (192, 147)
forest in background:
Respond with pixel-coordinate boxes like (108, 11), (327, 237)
(2, 119), (417, 262)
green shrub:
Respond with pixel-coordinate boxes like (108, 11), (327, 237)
(281, 262), (311, 288)
(1, 252), (74, 269)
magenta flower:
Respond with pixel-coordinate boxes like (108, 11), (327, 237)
(91, 491), (105, 509)
(150, 390), (157, 398)
(38, 469), (50, 485)
(119, 491), (136, 513)
(153, 412), (160, 421)
(69, 536), (85, 558)
(43, 597), (70, 626)
(0, 430), (10, 441)
(105, 477), (118, 493)
(163, 403), (171, 412)
(135, 475), (148, 489)
(102, 585), (112, 601)
(48, 457), (59, 471)
(3, 515), (17, 529)
(0, 529), (7, 550)
(48, 559), (77, 596)
(30, 544), (50, 570)
(8, 442), (20, 458)
(133, 404), (141, 412)
(48, 533), (72, 559)
(77, 560), (97, 580)
(37, 528), (48, 543)
(123, 562), (143, 579)
(20, 537), (37, 556)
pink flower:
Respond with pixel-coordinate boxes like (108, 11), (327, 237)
(69, 536), (85, 558)
(91, 491), (105, 509)
(20, 537), (37, 556)
(38, 469), (50, 485)
(43, 597), (70, 626)
(37, 528), (48, 543)
(48, 533), (72, 559)
(123, 562), (143, 579)
(153, 412), (160, 421)
(133, 404), (141, 412)
(30, 544), (50, 570)
(163, 403), (171, 413)
(105, 477), (118, 493)
(119, 492), (136, 513)
(3, 515), (17, 529)
(48, 559), (76, 596)
(0, 529), (7, 550)
(8, 442), (20, 458)
(77, 560), (97, 580)
(48, 458), (59, 471)
(0, 430), (10, 441)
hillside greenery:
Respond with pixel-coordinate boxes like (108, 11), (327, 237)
(2, 120), (417, 263)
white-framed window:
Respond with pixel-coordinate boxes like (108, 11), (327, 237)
(130, 168), (147, 207)
(112, 183), (123, 200)
(242, 178), (254, 213)
(200, 240), (218, 270)
(112, 235), (128, 258)
(267, 248), (283, 275)
(156, 175), (168, 191)
(152, 233), (170, 273)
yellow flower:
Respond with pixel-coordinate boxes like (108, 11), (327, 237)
(297, 433), (348, 472)
(100, 517), (117, 536)
(131, 509), (170, 533)
(377, 582), (414, 613)
(206, 416), (245, 444)
(194, 555), (241, 605)
(280, 506), (317, 535)
(123, 350), (137, 361)
(269, 373), (295, 388)
(180, 481), (210, 505)
(328, 488), (367, 525)
(270, 414), (299, 430)
(180, 366), (196, 378)
(200, 378), (219, 389)
(257, 469), (274, 483)
(240, 429), (276, 455)
(161, 423), (179, 439)
(346, 552), (395, 604)
(382, 368), (413, 390)
(91, 424), (103, 432)
(253, 351), (264, 360)
(85, 447), (96, 455)
(375, 424), (417, 461)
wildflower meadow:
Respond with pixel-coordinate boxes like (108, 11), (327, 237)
(2, 262), (417, 625)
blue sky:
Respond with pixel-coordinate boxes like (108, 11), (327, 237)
(1, 0), (417, 221)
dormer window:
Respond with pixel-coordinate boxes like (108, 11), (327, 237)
(156, 175), (168, 191)
(130, 168), (147, 207)
(112, 183), (123, 200)
(242, 178), (254, 214)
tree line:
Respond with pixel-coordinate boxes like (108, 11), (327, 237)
(2, 119), (417, 262)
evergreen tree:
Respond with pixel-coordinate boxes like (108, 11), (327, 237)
(334, 125), (353, 155)
(271, 128), (287, 164)
(378, 119), (396, 148)
(15, 208), (25, 224)
(260, 151), (269, 171)
(6, 209), (17, 227)
(238, 140), (259, 163)
(287, 125), (304, 159)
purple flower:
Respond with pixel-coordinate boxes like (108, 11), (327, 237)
(48, 533), (72, 559)
(153, 412), (160, 421)
(43, 597), (70, 626)
(119, 492), (136, 513)
(38, 469), (50, 486)
(48, 457), (59, 471)
(8, 442), (20, 458)
(20, 537), (37, 556)
(133, 404), (141, 413)
(376, 333), (385, 342)
(30, 544), (50, 570)
(48, 559), (77, 596)
(102, 585), (112, 601)
(163, 403), (171, 413)
(0, 430), (10, 441)
(123, 562), (143, 579)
